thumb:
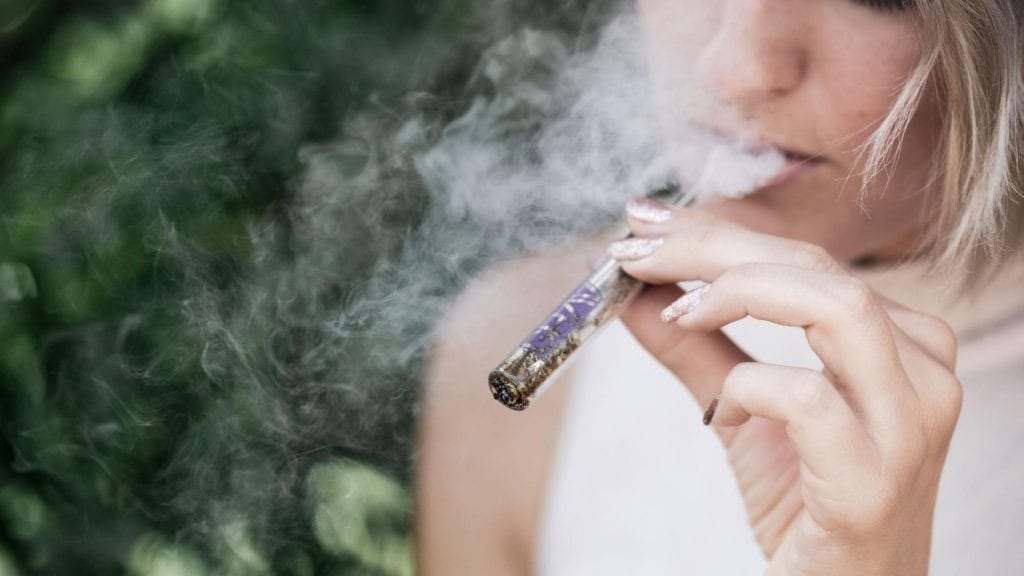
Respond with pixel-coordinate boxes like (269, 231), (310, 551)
(619, 284), (752, 409)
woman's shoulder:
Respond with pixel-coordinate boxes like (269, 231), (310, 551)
(416, 237), (603, 574)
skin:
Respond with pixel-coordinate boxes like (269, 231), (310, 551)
(639, 0), (941, 260)
(621, 1), (959, 573)
(614, 209), (960, 575)
(418, 1), (962, 574)
(417, 245), (599, 575)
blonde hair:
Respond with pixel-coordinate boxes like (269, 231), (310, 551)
(864, 0), (1024, 284)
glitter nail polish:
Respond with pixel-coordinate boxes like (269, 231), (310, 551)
(660, 284), (711, 323)
(607, 237), (664, 261)
(626, 197), (673, 223)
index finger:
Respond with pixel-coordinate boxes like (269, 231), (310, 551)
(616, 205), (847, 284)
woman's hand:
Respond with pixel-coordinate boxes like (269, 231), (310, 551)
(611, 199), (963, 576)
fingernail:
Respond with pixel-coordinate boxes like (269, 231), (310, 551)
(626, 197), (673, 223)
(660, 284), (711, 323)
(703, 394), (720, 426)
(607, 237), (664, 261)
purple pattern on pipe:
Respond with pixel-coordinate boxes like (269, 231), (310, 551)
(524, 282), (603, 359)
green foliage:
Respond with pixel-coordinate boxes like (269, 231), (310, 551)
(0, 0), (609, 573)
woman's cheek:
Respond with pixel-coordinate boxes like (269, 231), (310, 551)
(814, 12), (922, 145)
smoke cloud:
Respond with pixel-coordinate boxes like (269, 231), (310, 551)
(171, 3), (790, 569)
(3, 2), (793, 573)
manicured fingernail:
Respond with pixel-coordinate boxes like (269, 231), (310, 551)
(626, 197), (673, 223)
(607, 237), (664, 261)
(660, 284), (711, 323)
(703, 394), (720, 426)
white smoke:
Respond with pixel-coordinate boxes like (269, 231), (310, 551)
(413, 8), (786, 239)
(173, 3), (792, 557)
(693, 140), (786, 198)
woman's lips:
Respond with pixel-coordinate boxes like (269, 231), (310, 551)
(759, 150), (824, 189)
(687, 122), (827, 197)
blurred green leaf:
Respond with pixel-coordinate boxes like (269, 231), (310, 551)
(0, 263), (37, 302)
(309, 461), (413, 576)
(0, 485), (50, 541)
(0, 542), (23, 576)
(0, 331), (45, 408)
(147, 0), (219, 34)
(45, 15), (154, 101)
(126, 534), (207, 576)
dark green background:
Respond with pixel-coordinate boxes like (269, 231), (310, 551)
(0, 0), (612, 574)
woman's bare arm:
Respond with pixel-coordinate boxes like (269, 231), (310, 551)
(416, 248), (594, 575)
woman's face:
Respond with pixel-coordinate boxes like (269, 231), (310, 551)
(638, 0), (941, 263)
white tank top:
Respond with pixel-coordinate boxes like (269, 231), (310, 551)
(537, 265), (1024, 575)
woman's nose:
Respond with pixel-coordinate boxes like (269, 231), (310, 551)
(696, 0), (808, 107)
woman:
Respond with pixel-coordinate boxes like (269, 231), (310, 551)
(417, 0), (1024, 574)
